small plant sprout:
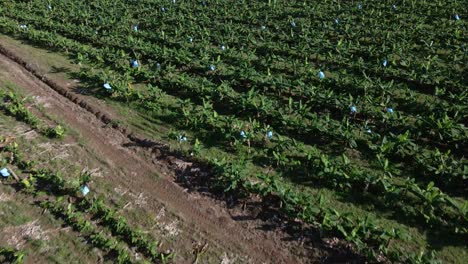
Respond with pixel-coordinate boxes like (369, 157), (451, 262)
(386, 107), (394, 114)
(383, 59), (388, 67)
(318, 71), (325, 79)
(240, 130), (247, 139)
(178, 135), (187, 142)
(133, 24), (138, 32)
(455, 14), (460, 21)
(350, 106), (358, 113)
(193, 138), (201, 154)
(0, 168), (10, 177)
(221, 45), (226, 51)
(79, 171), (92, 186)
(131, 59), (139, 68)
(290, 21), (296, 27)
(47, 125), (65, 138)
(81, 185), (90, 196)
(103, 83), (112, 90)
(209, 64), (216, 71)
(266, 131), (273, 139)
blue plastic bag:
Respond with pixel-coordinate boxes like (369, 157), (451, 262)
(318, 71), (325, 79)
(266, 131), (273, 139)
(103, 83), (112, 90)
(0, 168), (10, 177)
(81, 185), (90, 196)
(131, 60), (139, 68)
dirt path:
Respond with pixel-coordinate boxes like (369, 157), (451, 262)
(0, 42), (314, 263)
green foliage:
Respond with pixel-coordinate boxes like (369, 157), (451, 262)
(43, 125), (65, 139)
(0, 247), (25, 264)
(0, 0), (466, 262)
(0, 91), (66, 139)
(0, 91), (39, 127)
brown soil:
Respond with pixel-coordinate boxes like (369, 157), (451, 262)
(0, 40), (355, 264)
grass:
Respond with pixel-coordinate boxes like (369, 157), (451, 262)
(0, 199), (32, 227)
(0, 184), (101, 263)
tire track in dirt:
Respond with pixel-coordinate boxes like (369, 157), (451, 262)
(0, 44), (308, 263)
